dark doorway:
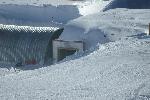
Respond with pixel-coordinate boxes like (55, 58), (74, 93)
(58, 48), (78, 61)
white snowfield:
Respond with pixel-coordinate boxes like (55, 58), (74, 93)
(0, 0), (81, 6)
(60, 9), (150, 49)
(0, 0), (150, 100)
(0, 8), (150, 100)
(0, 0), (109, 26)
(77, 0), (111, 16)
(0, 4), (80, 27)
(0, 38), (150, 100)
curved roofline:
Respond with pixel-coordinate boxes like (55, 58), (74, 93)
(0, 24), (60, 33)
(0, 24), (64, 65)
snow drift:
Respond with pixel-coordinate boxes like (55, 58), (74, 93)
(76, 0), (111, 16)
(59, 9), (150, 49)
(103, 0), (150, 11)
(0, 1), (150, 100)
(0, 38), (150, 100)
(0, 4), (81, 27)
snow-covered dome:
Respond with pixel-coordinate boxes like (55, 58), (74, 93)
(103, 0), (150, 11)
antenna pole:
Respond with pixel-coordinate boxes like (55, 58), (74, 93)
(149, 23), (150, 35)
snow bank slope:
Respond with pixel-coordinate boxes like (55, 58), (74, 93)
(0, 4), (80, 27)
(0, 0), (80, 6)
(103, 0), (150, 11)
(76, 0), (111, 16)
(0, 38), (150, 100)
(60, 9), (150, 49)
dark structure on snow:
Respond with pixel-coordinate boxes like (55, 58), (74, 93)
(0, 24), (63, 65)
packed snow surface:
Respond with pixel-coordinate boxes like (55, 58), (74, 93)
(0, 8), (150, 100)
(0, 4), (80, 27)
(0, 0), (150, 100)
(0, 38), (150, 100)
(76, 0), (111, 16)
(0, 0), (110, 26)
(0, 0), (81, 6)
(60, 9), (150, 49)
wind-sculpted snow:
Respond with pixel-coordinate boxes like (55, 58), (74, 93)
(60, 9), (150, 49)
(77, 0), (111, 16)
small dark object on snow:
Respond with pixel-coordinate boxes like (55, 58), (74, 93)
(15, 62), (23, 67)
